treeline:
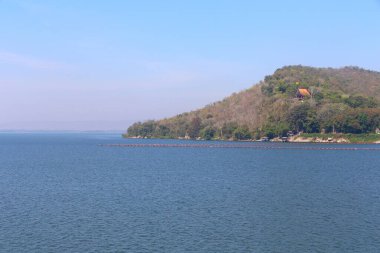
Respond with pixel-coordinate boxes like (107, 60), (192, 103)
(262, 103), (380, 138)
(125, 105), (380, 140)
(125, 120), (252, 140)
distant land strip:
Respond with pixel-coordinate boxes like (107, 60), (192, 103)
(100, 143), (380, 151)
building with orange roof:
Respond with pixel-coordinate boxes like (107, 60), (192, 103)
(296, 88), (311, 99)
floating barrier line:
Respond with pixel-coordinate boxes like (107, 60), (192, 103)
(100, 143), (380, 151)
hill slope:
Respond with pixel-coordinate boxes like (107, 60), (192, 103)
(125, 66), (380, 140)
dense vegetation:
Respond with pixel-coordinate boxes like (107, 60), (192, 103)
(125, 66), (380, 140)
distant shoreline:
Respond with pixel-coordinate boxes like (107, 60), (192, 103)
(123, 135), (380, 144)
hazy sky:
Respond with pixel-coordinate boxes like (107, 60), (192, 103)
(1, 0), (380, 130)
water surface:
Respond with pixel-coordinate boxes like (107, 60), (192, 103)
(0, 133), (379, 252)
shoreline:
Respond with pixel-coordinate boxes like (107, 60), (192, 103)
(123, 136), (380, 144)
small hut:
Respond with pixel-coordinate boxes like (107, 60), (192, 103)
(296, 88), (311, 100)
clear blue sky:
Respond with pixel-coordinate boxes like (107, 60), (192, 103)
(1, 0), (380, 130)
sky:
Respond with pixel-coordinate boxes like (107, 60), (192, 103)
(1, 0), (380, 130)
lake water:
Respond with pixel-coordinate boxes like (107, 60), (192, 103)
(1, 133), (380, 252)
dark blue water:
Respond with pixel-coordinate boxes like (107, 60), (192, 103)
(1, 133), (380, 252)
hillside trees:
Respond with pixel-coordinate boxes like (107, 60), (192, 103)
(286, 103), (320, 133)
(334, 109), (380, 134)
(125, 66), (380, 140)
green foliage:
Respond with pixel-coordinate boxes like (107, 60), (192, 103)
(156, 125), (171, 137)
(262, 122), (289, 138)
(334, 109), (380, 134)
(286, 103), (320, 133)
(343, 95), (378, 108)
(261, 84), (274, 96)
(126, 121), (157, 138)
(221, 122), (239, 139)
(262, 126), (276, 139)
(233, 126), (251, 140)
(200, 126), (216, 140)
(313, 91), (324, 102)
(344, 133), (380, 143)
(323, 91), (344, 103)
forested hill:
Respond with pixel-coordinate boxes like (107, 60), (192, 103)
(125, 66), (380, 140)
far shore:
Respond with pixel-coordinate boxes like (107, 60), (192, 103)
(124, 134), (380, 144)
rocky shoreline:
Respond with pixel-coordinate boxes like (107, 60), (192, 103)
(286, 136), (350, 143)
(126, 135), (380, 144)
(272, 136), (380, 144)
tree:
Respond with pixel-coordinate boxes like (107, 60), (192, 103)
(188, 117), (202, 138)
(287, 103), (319, 133)
(126, 122), (143, 136)
(263, 122), (289, 138)
(200, 126), (216, 140)
(344, 95), (378, 108)
(156, 125), (170, 137)
(317, 103), (348, 133)
(233, 126), (251, 140)
(221, 122), (239, 139)
(287, 103), (311, 132)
